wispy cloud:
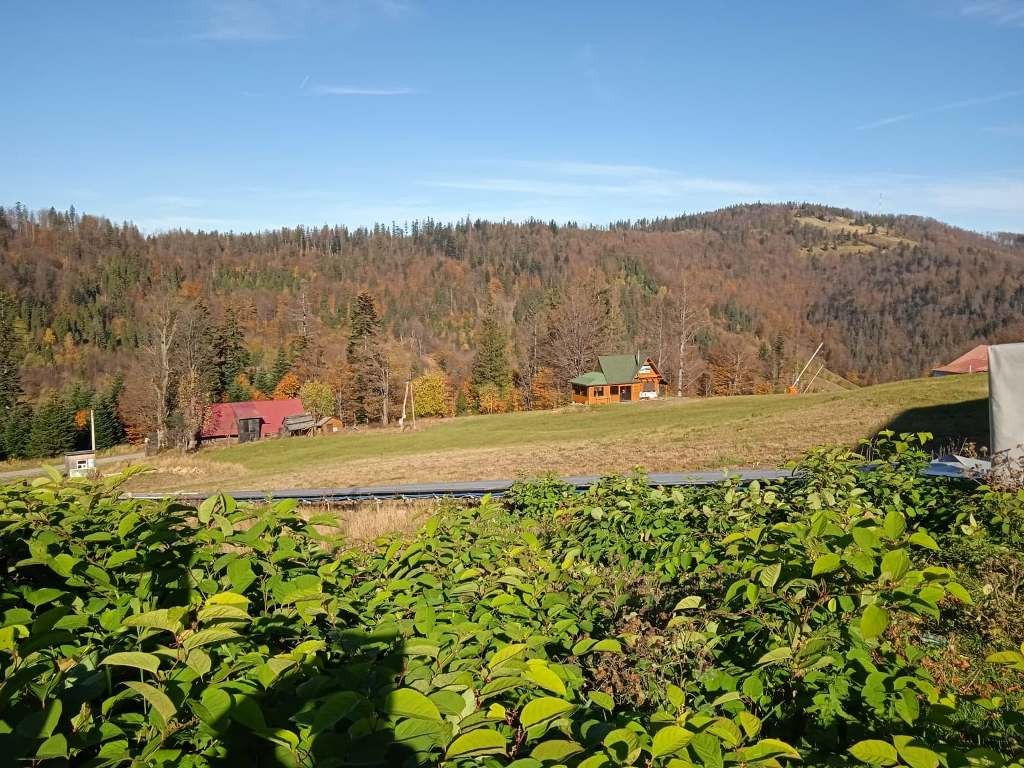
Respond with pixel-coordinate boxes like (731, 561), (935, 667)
(192, 0), (415, 42)
(193, 0), (297, 41)
(961, 0), (1024, 27)
(512, 160), (675, 178)
(855, 88), (1024, 130)
(422, 164), (765, 199)
(985, 122), (1024, 137)
(312, 84), (417, 96)
(574, 44), (612, 103)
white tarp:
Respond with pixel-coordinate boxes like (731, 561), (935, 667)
(988, 343), (1024, 472)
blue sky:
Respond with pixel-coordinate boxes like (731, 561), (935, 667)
(3, 1), (1023, 233)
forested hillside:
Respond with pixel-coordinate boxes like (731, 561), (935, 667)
(0, 201), (1020, 456)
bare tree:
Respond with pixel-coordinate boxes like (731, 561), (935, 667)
(709, 340), (751, 395)
(540, 281), (609, 383)
(671, 284), (705, 398)
(176, 304), (214, 451)
(513, 292), (546, 410)
(290, 287), (313, 345)
(371, 348), (391, 425)
(141, 299), (181, 449)
(639, 289), (671, 370)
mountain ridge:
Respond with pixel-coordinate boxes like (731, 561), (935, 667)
(0, 200), (1020, 415)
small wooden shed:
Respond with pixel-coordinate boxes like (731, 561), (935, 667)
(280, 413), (316, 437)
(316, 416), (344, 434)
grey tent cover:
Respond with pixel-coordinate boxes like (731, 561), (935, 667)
(989, 342), (1024, 467)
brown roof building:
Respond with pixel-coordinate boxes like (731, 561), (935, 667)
(931, 344), (989, 376)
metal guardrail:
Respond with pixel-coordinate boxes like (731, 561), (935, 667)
(127, 469), (798, 504)
(123, 456), (984, 504)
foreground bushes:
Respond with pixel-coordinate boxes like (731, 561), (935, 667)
(0, 435), (1022, 766)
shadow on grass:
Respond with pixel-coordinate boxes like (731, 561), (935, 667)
(879, 397), (989, 453)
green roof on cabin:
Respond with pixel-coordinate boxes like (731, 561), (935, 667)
(597, 354), (644, 384)
(569, 371), (607, 386)
(570, 354), (662, 387)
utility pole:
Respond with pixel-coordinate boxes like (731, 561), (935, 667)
(790, 342), (824, 394)
(410, 381), (416, 430)
(802, 364), (825, 394)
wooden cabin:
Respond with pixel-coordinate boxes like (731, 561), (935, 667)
(570, 354), (668, 405)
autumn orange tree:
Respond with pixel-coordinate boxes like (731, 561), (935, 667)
(272, 372), (301, 400)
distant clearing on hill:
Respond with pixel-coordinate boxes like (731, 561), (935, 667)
(795, 213), (918, 256)
(128, 375), (988, 493)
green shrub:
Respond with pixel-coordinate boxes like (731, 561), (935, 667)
(0, 437), (1022, 767)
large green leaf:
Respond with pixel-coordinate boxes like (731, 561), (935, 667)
(386, 688), (442, 721)
(36, 733), (68, 760)
(101, 651), (161, 675)
(520, 697), (574, 729)
(182, 627), (240, 650)
(849, 739), (899, 766)
(123, 608), (185, 634)
(812, 553), (842, 577)
(883, 510), (906, 540)
(651, 725), (694, 757)
(445, 728), (507, 758)
(880, 549), (910, 582)
(531, 739), (583, 762)
(860, 604), (889, 641)
(894, 736), (940, 768)
(124, 681), (177, 725)
(488, 643), (527, 670)
(524, 660), (566, 695)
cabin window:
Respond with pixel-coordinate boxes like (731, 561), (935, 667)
(643, 381), (656, 392)
(610, 385), (619, 394)
(594, 387), (604, 397)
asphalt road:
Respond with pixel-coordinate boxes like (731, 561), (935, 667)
(0, 451), (147, 481)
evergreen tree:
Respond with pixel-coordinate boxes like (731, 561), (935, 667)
(471, 306), (511, 393)
(770, 333), (786, 386)
(0, 292), (22, 459)
(212, 308), (247, 399)
(345, 293), (384, 424)
(1, 403), (31, 459)
(92, 378), (126, 450)
(26, 395), (75, 459)
(347, 292), (380, 356)
(261, 348), (290, 391)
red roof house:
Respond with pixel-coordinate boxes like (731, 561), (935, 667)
(931, 344), (989, 376)
(200, 398), (306, 442)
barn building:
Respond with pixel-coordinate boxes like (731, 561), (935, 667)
(201, 398), (307, 443)
(570, 354), (668, 405)
(931, 344), (989, 376)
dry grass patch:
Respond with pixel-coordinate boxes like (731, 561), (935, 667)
(122, 376), (988, 494)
